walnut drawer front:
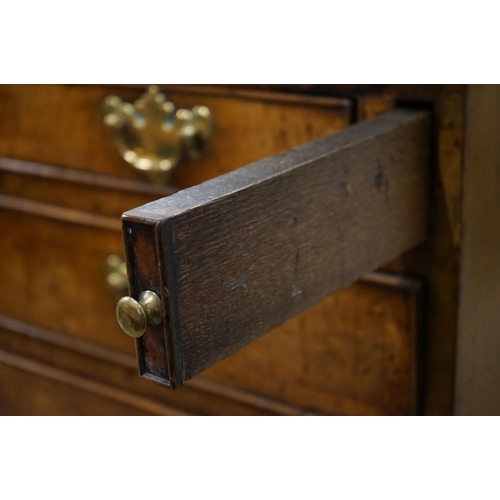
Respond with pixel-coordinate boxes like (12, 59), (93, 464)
(0, 85), (352, 184)
(0, 163), (167, 355)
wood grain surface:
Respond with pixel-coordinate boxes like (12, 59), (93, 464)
(0, 207), (130, 351)
(0, 157), (175, 217)
(202, 272), (423, 415)
(0, 317), (310, 416)
(0, 85), (351, 186)
(123, 109), (431, 387)
(0, 87), (357, 414)
(455, 85), (500, 415)
(0, 270), (422, 415)
(356, 85), (466, 415)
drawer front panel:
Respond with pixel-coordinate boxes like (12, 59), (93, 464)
(0, 206), (130, 352)
(0, 358), (156, 416)
(0, 322), (306, 416)
(203, 274), (421, 415)
(0, 157), (174, 218)
(0, 85), (352, 184)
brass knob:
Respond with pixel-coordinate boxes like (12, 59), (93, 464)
(116, 291), (162, 338)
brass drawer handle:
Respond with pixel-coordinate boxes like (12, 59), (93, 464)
(104, 254), (128, 295)
(102, 85), (214, 185)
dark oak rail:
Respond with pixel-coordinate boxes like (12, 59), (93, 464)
(122, 109), (431, 389)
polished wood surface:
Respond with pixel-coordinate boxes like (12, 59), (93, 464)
(0, 157), (175, 216)
(203, 273), (422, 415)
(0, 85), (351, 184)
(124, 109), (430, 387)
(0, 208), (129, 351)
(0, 271), (422, 415)
(0, 317), (310, 415)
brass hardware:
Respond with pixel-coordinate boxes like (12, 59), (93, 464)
(106, 255), (162, 337)
(105, 254), (128, 295)
(102, 85), (214, 184)
(116, 291), (162, 338)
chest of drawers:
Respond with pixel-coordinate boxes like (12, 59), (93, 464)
(0, 84), (497, 415)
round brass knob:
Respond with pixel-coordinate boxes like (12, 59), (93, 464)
(116, 291), (162, 338)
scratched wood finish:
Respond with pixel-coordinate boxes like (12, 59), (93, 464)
(123, 109), (431, 387)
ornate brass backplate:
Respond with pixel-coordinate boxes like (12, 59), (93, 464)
(102, 85), (213, 184)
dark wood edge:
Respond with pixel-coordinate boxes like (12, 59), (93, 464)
(155, 219), (183, 386)
(123, 109), (429, 224)
(122, 219), (174, 387)
(96, 84), (353, 112)
(155, 218), (184, 387)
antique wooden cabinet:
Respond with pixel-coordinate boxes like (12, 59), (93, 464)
(0, 84), (498, 415)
